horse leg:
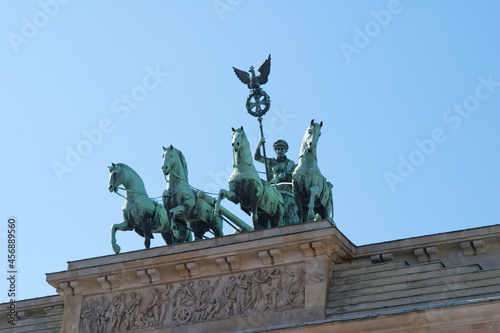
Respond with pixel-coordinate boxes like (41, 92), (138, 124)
(191, 219), (206, 241)
(158, 222), (175, 245)
(316, 195), (331, 221)
(213, 214), (224, 237)
(269, 204), (283, 228)
(161, 232), (174, 245)
(308, 186), (320, 221)
(202, 203), (223, 238)
(135, 210), (153, 250)
(293, 180), (305, 223)
(295, 194), (307, 223)
(216, 189), (238, 216)
(111, 221), (129, 254)
(172, 218), (191, 243)
(144, 229), (151, 249)
(215, 190), (225, 217)
(170, 206), (186, 220)
(326, 186), (334, 222)
(169, 206), (192, 242)
(250, 191), (263, 230)
(314, 183), (333, 222)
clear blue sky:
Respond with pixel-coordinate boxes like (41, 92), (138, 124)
(1, 0), (499, 302)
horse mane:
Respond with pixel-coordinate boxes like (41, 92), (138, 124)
(173, 147), (189, 180)
(116, 163), (139, 177)
(299, 124), (312, 158)
(299, 123), (319, 160)
(115, 163), (147, 194)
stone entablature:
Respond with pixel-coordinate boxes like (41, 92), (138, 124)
(355, 224), (500, 268)
(46, 220), (353, 332)
(0, 295), (64, 333)
(4, 222), (499, 332)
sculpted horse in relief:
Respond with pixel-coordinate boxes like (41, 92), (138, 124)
(216, 127), (284, 230)
(108, 163), (178, 254)
(292, 120), (334, 222)
(162, 145), (223, 240)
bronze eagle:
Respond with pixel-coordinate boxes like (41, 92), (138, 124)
(233, 55), (271, 90)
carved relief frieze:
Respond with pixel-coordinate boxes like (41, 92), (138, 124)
(79, 265), (305, 332)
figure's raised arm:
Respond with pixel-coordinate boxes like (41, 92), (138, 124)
(254, 137), (266, 164)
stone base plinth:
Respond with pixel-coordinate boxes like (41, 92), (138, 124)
(46, 220), (353, 333)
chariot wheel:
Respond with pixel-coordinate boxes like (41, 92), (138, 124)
(246, 89), (270, 117)
(175, 306), (192, 324)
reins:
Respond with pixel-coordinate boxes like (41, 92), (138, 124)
(113, 184), (212, 239)
(165, 170), (219, 197)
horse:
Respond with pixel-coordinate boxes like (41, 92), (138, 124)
(216, 127), (284, 230)
(292, 120), (334, 222)
(162, 145), (223, 240)
(108, 163), (178, 254)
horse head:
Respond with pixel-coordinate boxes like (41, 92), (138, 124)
(162, 145), (188, 180)
(231, 126), (246, 152)
(304, 119), (323, 153)
(108, 162), (121, 193)
(162, 145), (175, 176)
(231, 126), (253, 167)
(108, 163), (146, 196)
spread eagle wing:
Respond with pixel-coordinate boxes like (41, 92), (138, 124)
(257, 54), (271, 85)
(233, 67), (250, 86)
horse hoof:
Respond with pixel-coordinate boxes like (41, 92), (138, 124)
(112, 244), (121, 254)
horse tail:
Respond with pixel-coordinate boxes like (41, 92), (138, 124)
(143, 205), (155, 240)
(328, 181), (335, 222)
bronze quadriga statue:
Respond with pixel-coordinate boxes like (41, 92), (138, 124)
(107, 56), (336, 254)
(108, 163), (181, 254)
(292, 120), (334, 223)
(216, 127), (284, 230)
(162, 145), (224, 241)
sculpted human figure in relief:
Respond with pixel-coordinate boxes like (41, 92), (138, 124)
(79, 266), (306, 330)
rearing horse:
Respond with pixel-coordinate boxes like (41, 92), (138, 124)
(292, 120), (334, 222)
(108, 163), (177, 254)
(216, 127), (284, 230)
(162, 145), (223, 240)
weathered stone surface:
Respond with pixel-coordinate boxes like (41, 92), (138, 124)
(3, 222), (500, 332)
(0, 295), (64, 333)
(45, 220), (352, 332)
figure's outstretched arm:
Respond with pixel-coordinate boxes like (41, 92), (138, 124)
(270, 175), (280, 185)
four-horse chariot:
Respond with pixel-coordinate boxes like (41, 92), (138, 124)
(108, 56), (335, 252)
